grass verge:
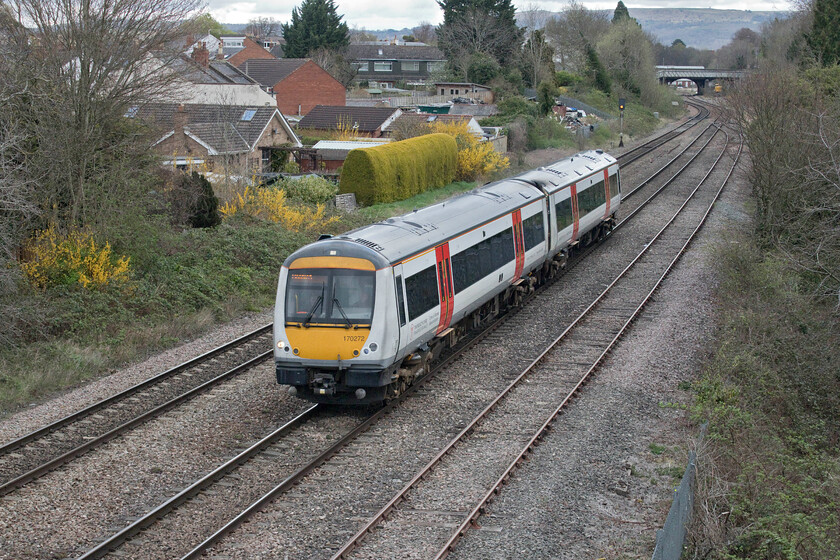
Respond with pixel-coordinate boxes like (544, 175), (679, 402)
(687, 237), (840, 559)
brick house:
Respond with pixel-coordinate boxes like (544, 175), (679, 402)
(237, 58), (346, 117)
(228, 37), (277, 67)
(137, 104), (302, 173)
(297, 106), (403, 138)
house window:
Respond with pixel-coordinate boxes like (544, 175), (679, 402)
(353, 61), (369, 71)
(428, 61), (445, 72)
(402, 61), (419, 71)
(450, 89), (454, 95)
(374, 61), (392, 72)
(241, 109), (257, 121)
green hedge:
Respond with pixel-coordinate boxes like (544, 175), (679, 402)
(339, 133), (457, 205)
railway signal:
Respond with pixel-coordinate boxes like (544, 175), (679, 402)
(618, 98), (626, 147)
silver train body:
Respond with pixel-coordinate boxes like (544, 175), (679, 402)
(274, 150), (621, 404)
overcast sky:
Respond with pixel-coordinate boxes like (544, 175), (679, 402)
(207, 0), (793, 30)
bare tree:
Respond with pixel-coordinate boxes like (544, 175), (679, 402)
(544, 1), (610, 73)
(246, 16), (279, 41)
(1, 0), (201, 231)
(412, 21), (436, 44)
(309, 46), (357, 87)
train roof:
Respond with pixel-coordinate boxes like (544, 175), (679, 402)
(515, 149), (616, 194)
(330, 178), (545, 264)
(284, 150), (617, 268)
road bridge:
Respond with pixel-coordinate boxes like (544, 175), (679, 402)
(656, 67), (749, 94)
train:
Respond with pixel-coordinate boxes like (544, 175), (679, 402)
(273, 149), (621, 404)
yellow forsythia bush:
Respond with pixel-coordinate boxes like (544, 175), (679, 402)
(21, 226), (131, 290)
(429, 121), (510, 181)
(219, 185), (338, 231)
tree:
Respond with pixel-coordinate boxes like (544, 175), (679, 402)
(309, 46), (358, 87)
(714, 27), (761, 69)
(436, 0), (523, 69)
(281, 0), (349, 58)
(597, 19), (657, 99)
(521, 28), (555, 88)
(1, 0), (200, 232)
(672, 38), (686, 48)
(612, 1), (634, 24)
(544, 2), (610, 73)
(187, 13), (234, 38)
(585, 43), (611, 93)
(467, 52), (501, 84)
(537, 80), (558, 114)
(808, 0), (840, 65)
(246, 16), (279, 41)
(412, 22), (437, 44)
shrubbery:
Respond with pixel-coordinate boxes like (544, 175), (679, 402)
(20, 226), (131, 290)
(279, 175), (339, 205)
(219, 185), (338, 231)
(339, 133), (458, 205)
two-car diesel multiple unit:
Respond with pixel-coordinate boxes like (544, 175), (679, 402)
(274, 150), (620, 404)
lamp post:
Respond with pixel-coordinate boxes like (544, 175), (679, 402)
(618, 98), (625, 148)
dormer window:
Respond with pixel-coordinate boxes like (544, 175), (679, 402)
(378, 48), (383, 55)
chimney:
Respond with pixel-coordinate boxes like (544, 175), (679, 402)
(174, 104), (188, 148)
(216, 40), (225, 60)
(191, 41), (209, 68)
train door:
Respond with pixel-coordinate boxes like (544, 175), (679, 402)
(434, 244), (454, 335)
(392, 264), (409, 358)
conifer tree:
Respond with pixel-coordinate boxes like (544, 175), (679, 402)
(436, 0), (523, 67)
(808, 0), (840, 65)
(281, 0), (349, 58)
(612, 1), (636, 25)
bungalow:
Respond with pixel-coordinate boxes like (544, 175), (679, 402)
(383, 113), (484, 138)
(298, 105), (402, 138)
(238, 58), (346, 117)
(300, 139), (391, 172)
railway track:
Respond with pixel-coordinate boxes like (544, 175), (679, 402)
(72, 105), (728, 560)
(0, 98), (711, 503)
(0, 326), (272, 496)
(329, 127), (742, 560)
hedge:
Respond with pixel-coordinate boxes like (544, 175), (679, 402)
(339, 133), (457, 206)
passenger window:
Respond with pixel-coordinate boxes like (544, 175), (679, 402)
(523, 212), (545, 251)
(406, 265), (439, 320)
(556, 197), (573, 231)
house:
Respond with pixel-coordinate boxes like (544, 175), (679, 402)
(435, 83), (494, 103)
(346, 44), (445, 88)
(136, 104), (302, 173)
(383, 113), (484, 138)
(227, 37), (277, 68)
(237, 58), (346, 117)
(300, 139), (391, 172)
(298, 106), (402, 138)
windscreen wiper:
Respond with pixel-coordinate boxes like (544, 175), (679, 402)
(303, 295), (323, 327)
(332, 298), (356, 329)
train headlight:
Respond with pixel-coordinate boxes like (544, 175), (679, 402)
(276, 340), (285, 349)
(369, 342), (378, 352)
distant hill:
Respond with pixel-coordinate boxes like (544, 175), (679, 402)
(630, 8), (789, 50)
(223, 8), (793, 53)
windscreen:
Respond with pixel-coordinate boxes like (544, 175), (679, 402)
(285, 268), (375, 326)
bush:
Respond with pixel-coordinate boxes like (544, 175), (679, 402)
(497, 96), (540, 119)
(159, 170), (220, 229)
(339, 133), (457, 205)
(20, 226), (131, 290)
(280, 175), (339, 205)
(219, 186), (338, 231)
(555, 71), (582, 87)
(429, 120), (509, 181)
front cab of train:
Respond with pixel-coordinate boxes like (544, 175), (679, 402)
(274, 242), (397, 404)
